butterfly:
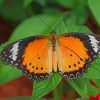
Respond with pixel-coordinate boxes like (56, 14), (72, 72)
(0, 32), (100, 81)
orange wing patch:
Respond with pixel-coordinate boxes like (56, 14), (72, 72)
(22, 37), (52, 80)
(58, 35), (89, 78)
(59, 35), (89, 61)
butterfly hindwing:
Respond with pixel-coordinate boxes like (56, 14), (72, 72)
(0, 36), (52, 80)
(58, 32), (100, 79)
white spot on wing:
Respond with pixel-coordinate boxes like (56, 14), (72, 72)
(10, 42), (20, 61)
(88, 35), (99, 53)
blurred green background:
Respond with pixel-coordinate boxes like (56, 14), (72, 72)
(0, 0), (100, 100)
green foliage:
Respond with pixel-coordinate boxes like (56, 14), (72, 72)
(31, 73), (62, 100)
(56, 0), (74, 8)
(0, 0), (100, 100)
(0, 0), (28, 21)
(23, 0), (33, 8)
(10, 14), (63, 41)
(0, 0), (4, 9)
(85, 79), (100, 96)
(84, 58), (100, 79)
(0, 96), (31, 100)
(88, 0), (100, 25)
(0, 62), (22, 85)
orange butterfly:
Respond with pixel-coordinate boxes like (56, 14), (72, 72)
(0, 32), (100, 80)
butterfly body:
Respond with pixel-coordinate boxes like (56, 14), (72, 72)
(0, 32), (100, 80)
(49, 32), (59, 72)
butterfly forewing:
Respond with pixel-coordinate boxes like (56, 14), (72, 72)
(58, 33), (100, 79)
(0, 36), (52, 80)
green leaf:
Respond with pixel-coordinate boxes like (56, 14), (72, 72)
(67, 78), (100, 98)
(44, 8), (62, 15)
(31, 73), (62, 100)
(0, 62), (22, 85)
(0, 0), (28, 21)
(85, 79), (100, 96)
(84, 58), (100, 79)
(0, 96), (31, 100)
(67, 79), (88, 97)
(35, 0), (46, 6)
(10, 14), (63, 41)
(88, 0), (100, 25)
(0, 0), (4, 9)
(23, 0), (33, 8)
(57, 0), (89, 25)
(58, 19), (91, 34)
(53, 81), (64, 100)
(56, 0), (74, 8)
